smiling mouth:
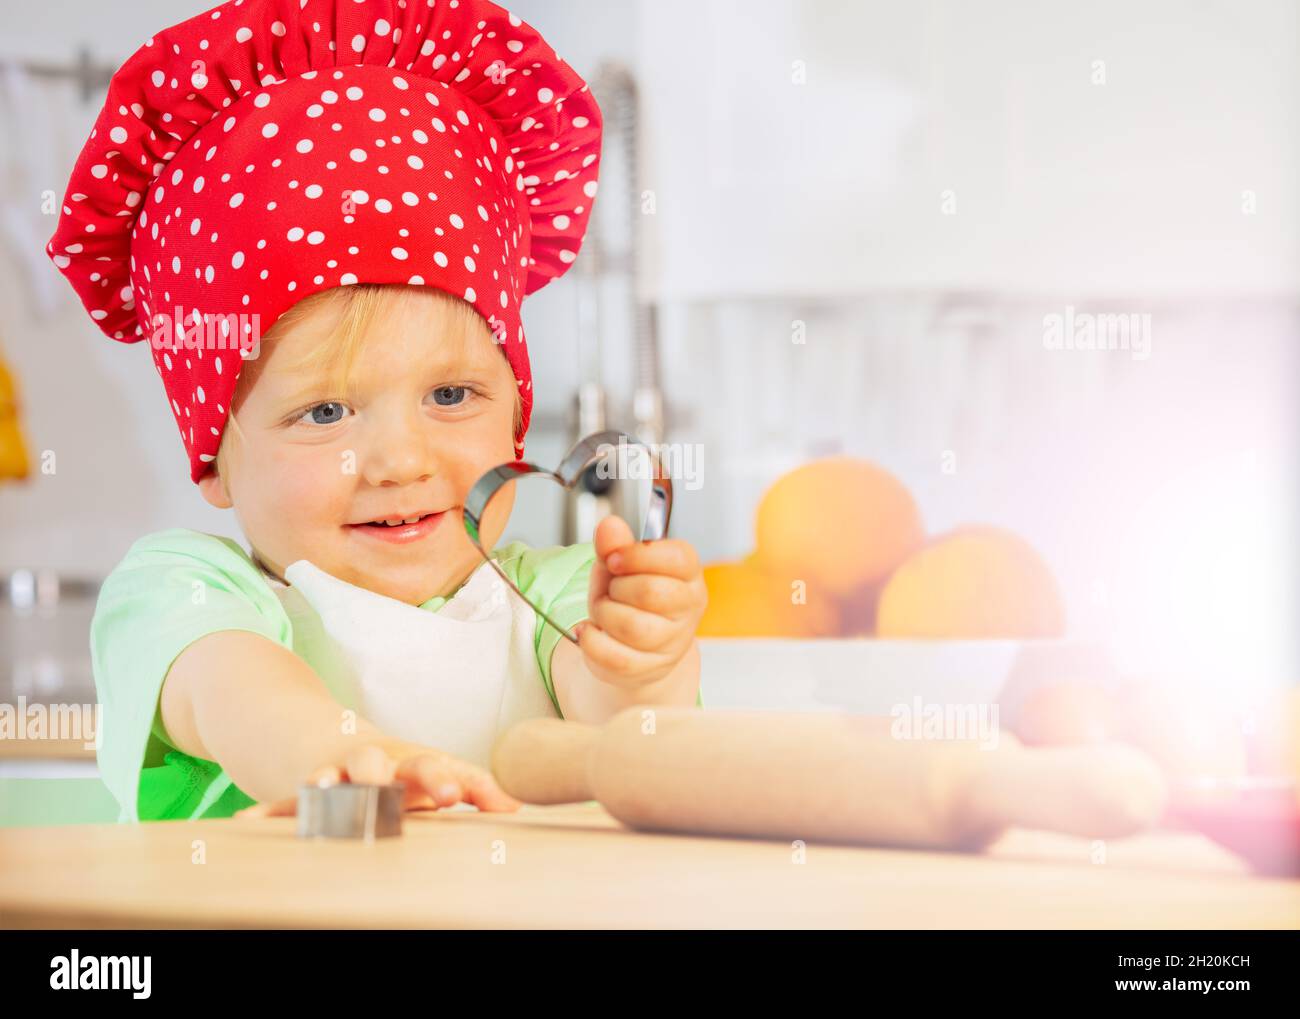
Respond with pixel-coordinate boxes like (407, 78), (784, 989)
(355, 512), (441, 528)
(346, 510), (450, 544)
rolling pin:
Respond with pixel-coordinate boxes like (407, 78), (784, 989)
(491, 708), (1168, 850)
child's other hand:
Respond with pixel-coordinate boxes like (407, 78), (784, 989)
(578, 515), (707, 690)
(233, 740), (522, 818)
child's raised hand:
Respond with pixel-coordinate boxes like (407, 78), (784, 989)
(578, 515), (707, 690)
(233, 740), (521, 818)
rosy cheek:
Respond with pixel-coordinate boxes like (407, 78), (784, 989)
(259, 444), (352, 522)
(447, 432), (513, 496)
(446, 429), (517, 541)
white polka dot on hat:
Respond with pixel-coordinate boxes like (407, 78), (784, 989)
(47, 0), (602, 482)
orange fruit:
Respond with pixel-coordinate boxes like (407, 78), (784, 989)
(698, 560), (840, 637)
(740, 552), (843, 637)
(752, 457), (923, 599)
(837, 578), (889, 636)
(875, 526), (1065, 639)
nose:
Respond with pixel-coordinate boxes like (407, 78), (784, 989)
(358, 406), (437, 488)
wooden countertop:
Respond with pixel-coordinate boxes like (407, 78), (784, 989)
(0, 736), (95, 760)
(2, 803), (1297, 929)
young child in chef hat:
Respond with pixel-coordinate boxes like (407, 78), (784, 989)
(47, 0), (705, 823)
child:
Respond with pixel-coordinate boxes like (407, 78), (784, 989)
(47, 0), (706, 823)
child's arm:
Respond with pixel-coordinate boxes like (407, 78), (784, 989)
(551, 635), (700, 724)
(550, 516), (707, 725)
(161, 629), (518, 811)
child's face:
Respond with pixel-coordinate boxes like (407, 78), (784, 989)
(200, 287), (518, 605)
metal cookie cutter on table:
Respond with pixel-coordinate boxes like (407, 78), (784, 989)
(297, 782), (404, 840)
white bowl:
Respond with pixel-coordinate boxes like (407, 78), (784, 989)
(698, 637), (1115, 722)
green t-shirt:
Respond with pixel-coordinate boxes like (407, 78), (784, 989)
(90, 528), (701, 823)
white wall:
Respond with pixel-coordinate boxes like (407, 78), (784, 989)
(638, 0), (1298, 299)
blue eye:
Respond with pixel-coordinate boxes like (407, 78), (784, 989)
(431, 386), (467, 406)
(299, 402), (350, 425)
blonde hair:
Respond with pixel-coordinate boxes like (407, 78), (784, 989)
(214, 284), (522, 482)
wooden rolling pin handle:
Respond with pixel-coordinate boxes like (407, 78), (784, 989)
(491, 718), (598, 804)
(961, 739), (1169, 840)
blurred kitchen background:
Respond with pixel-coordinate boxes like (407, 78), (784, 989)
(1, 1), (1296, 823)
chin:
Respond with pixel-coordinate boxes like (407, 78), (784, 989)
(289, 523), (482, 603)
(364, 554), (478, 606)
(336, 566), (422, 605)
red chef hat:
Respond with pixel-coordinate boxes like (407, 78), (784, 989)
(47, 0), (602, 482)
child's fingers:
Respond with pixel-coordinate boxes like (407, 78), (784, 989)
(307, 764), (343, 787)
(589, 595), (679, 653)
(606, 538), (699, 581)
(588, 515), (636, 607)
(578, 620), (669, 686)
(394, 753), (519, 812)
(234, 746), (521, 821)
(607, 573), (698, 619)
(342, 744), (400, 786)
(452, 764), (523, 813)
(588, 554), (612, 610)
(593, 514), (637, 561)
(394, 754), (465, 809)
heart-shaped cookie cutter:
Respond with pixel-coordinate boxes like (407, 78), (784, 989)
(462, 429), (673, 645)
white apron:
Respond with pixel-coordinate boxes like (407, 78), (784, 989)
(258, 557), (560, 770)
